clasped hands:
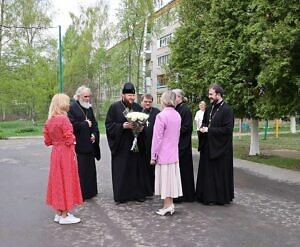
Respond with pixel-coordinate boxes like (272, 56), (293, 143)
(85, 119), (95, 143)
(199, 126), (208, 133)
(123, 122), (144, 132)
(90, 133), (95, 143)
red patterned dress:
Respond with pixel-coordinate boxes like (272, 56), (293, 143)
(44, 115), (83, 211)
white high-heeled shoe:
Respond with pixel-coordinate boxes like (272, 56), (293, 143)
(156, 204), (175, 216)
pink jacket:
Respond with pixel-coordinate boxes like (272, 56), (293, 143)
(151, 107), (181, 165)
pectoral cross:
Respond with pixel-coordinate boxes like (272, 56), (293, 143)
(146, 120), (149, 127)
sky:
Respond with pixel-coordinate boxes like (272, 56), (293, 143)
(51, 0), (120, 34)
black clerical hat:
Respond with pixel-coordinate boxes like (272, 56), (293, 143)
(122, 82), (135, 94)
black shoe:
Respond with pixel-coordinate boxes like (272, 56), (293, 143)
(136, 198), (145, 202)
(173, 197), (183, 203)
(115, 200), (126, 205)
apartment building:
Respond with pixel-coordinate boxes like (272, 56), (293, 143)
(145, 0), (180, 105)
(103, 0), (180, 106)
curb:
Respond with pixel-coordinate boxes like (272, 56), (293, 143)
(234, 158), (300, 185)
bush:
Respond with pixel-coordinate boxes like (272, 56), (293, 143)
(15, 127), (36, 134)
(0, 129), (7, 139)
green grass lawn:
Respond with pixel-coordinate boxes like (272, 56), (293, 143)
(1, 120), (300, 171)
(193, 132), (300, 171)
(0, 120), (44, 139)
(0, 119), (106, 139)
(233, 133), (300, 170)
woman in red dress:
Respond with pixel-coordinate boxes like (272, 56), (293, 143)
(44, 93), (83, 224)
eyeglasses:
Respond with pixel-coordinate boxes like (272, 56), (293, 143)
(83, 95), (91, 98)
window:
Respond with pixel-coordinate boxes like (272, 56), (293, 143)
(157, 74), (167, 87)
(155, 0), (164, 10)
(157, 54), (170, 66)
(158, 33), (173, 48)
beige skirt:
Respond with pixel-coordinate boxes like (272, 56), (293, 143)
(155, 161), (183, 199)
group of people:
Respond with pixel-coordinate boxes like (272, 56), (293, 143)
(105, 82), (234, 215)
(43, 82), (234, 224)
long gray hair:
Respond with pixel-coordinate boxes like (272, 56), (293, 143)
(172, 88), (188, 103)
(73, 85), (91, 101)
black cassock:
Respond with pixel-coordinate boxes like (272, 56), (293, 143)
(175, 102), (195, 202)
(105, 101), (152, 202)
(196, 101), (234, 205)
(143, 107), (160, 194)
(68, 101), (100, 200)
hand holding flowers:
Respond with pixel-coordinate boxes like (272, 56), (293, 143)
(124, 112), (149, 152)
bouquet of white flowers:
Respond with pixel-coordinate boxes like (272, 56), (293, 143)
(125, 111), (149, 152)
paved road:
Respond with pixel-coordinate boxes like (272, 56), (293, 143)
(0, 137), (300, 247)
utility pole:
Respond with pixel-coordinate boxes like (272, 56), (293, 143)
(59, 25), (63, 93)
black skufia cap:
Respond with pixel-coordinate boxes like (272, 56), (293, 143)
(122, 82), (135, 94)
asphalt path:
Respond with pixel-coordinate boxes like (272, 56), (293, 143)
(0, 137), (299, 247)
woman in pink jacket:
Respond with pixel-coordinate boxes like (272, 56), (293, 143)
(150, 91), (183, 216)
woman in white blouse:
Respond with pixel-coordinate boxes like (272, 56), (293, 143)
(194, 101), (206, 151)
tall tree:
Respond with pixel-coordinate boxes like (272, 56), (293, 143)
(0, 0), (56, 121)
(62, 0), (109, 118)
(117, 0), (154, 99)
(169, 0), (300, 155)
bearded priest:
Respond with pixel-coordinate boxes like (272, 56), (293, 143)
(196, 84), (234, 205)
(105, 82), (152, 204)
(68, 85), (100, 200)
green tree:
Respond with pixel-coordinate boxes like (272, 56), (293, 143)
(0, 0), (57, 121)
(62, 1), (109, 118)
(117, 0), (154, 100)
(169, 0), (300, 155)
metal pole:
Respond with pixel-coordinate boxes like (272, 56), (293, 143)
(263, 119), (268, 140)
(59, 25), (63, 93)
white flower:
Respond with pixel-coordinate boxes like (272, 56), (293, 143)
(126, 112), (149, 122)
(125, 111), (149, 152)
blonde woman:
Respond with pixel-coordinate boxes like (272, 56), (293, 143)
(150, 91), (182, 215)
(44, 93), (83, 224)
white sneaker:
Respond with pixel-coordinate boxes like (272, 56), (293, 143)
(54, 213), (74, 223)
(54, 214), (60, 223)
(59, 215), (81, 225)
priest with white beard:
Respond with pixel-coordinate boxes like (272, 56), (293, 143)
(68, 85), (100, 200)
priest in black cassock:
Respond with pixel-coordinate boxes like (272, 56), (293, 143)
(173, 89), (195, 202)
(141, 93), (160, 194)
(68, 85), (100, 200)
(105, 83), (151, 203)
(196, 84), (234, 205)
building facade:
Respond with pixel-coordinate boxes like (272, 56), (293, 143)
(145, 0), (180, 105)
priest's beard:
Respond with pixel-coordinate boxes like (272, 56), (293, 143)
(209, 98), (215, 104)
(79, 100), (90, 109)
(123, 99), (133, 108)
(210, 98), (220, 105)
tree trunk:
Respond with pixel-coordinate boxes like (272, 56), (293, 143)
(0, 0), (5, 63)
(142, 17), (148, 94)
(136, 26), (145, 103)
(249, 118), (260, 155)
(1, 104), (5, 121)
(238, 118), (242, 140)
(290, 116), (296, 134)
(127, 34), (133, 83)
